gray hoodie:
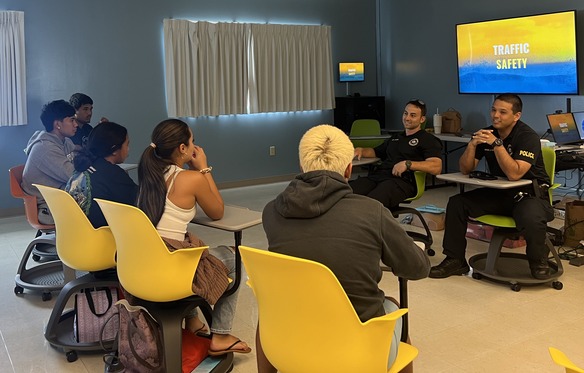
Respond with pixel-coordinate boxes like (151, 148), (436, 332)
(22, 131), (75, 204)
(263, 170), (430, 321)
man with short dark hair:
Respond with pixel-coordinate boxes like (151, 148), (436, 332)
(350, 99), (442, 210)
(430, 93), (555, 280)
(69, 93), (108, 147)
(22, 100), (78, 224)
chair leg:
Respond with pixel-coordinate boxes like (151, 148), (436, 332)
(483, 231), (507, 275)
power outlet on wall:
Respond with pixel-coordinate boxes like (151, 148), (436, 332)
(269, 146), (276, 156)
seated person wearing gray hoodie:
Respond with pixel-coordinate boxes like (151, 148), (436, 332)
(258, 124), (430, 373)
(22, 100), (78, 224)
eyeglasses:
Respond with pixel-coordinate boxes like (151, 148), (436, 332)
(409, 98), (425, 107)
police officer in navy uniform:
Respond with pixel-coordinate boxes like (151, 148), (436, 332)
(350, 99), (443, 209)
(430, 93), (554, 280)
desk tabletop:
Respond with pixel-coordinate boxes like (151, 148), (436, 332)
(352, 157), (380, 166)
(191, 205), (262, 232)
(436, 172), (532, 189)
(435, 133), (472, 143)
(349, 134), (392, 140)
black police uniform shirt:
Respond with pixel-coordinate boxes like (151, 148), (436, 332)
(371, 129), (442, 182)
(475, 120), (550, 186)
(70, 123), (93, 147)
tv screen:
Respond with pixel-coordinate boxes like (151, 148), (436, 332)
(456, 10), (579, 95)
(571, 111), (584, 140)
(339, 62), (364, 82)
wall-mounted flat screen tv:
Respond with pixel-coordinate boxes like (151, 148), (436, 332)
(456, 10), (579, 95)
(339, 62), (364, 82)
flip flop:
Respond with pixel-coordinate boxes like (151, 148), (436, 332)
(193, 325), (210, 336)
(208, 339), (252, 356)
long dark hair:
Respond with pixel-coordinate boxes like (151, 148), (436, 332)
(73, 122), (128, 172)
(137, 119), (192, 226)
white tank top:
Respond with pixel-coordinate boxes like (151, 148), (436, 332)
(156, 165), (196, 241)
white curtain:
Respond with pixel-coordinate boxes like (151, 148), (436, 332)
(163, 20), (334, 117)
(0, 11), (27, 126)
(250, 24), (334, 114)
(164, 19), (249, 117)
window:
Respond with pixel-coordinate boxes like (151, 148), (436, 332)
(0, 11), (27, 126)
(163, 20), (334, 118)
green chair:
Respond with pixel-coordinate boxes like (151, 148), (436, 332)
(392, 171), (434, 256)
(468, 146), (563, 291)
(350, 119), (384, 149)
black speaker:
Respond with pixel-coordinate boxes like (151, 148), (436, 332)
(334, 96), (385, 133)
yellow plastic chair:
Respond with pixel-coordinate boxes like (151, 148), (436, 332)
(549, 347), (584, 373)
(95, 199), (233, 373)
(392, 171), (435, 256)
(350, 119), (384, 148)
(469, 146), (563, 291)
(240, 246), (418, 373)
(36, 184), (118, 362)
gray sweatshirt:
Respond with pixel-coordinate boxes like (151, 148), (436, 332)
(263, 170), (430, 321)
(22, 131), (75, 205)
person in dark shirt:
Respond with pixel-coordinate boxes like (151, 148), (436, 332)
(66, 122), (137, 228)
(430, 94), (554, 280)
(69, 93), (109, 147)
(350, 99), (442, 210)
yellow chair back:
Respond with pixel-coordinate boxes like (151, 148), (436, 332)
(240, 246), (417, 373)
(34, 184), (116, 272)
(549, 347), (584, 373)
(95, 198), (206, 302)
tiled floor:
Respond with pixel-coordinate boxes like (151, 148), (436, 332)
(1, 181), (583, 372)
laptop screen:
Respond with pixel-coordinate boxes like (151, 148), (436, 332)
(571, 111), (584, 140)
(546, 113), (582, 145)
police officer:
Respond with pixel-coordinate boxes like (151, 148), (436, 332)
(430, 93), (554, 280)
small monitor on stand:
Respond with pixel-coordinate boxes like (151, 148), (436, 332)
(339, 62), (364, 96)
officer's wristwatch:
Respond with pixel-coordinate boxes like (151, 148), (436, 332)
(405, 160), (412, 171)
(491, 138), (503, 147)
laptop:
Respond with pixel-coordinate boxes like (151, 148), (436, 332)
(546, 113), (583, 151)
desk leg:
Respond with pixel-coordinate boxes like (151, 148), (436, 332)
(223, 231), (243, 297)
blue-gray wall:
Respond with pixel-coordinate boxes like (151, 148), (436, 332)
(2, 0), (584, 216)
(0, 0), (379, 216)
(379, 0), (584, 137)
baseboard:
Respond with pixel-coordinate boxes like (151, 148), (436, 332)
(0, 206), (25, 219)
(217, 174), (296, 190)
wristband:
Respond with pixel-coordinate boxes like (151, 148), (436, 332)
(199, 167), (213, 174)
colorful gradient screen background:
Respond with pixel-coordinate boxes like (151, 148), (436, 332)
(457, 11), (578, 94)
(339, 62), (364, 82)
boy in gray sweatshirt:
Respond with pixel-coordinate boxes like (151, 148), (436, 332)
(22, 100), (78, 224)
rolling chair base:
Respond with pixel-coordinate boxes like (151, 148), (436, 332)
(44, 272), (119, 362)
(469, 252), (563, 292)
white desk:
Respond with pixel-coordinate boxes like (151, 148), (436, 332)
(352, 157), (380, 167)
(191, 205), (262, 296)
(436, 172), (532, 189)
(349, 134), (392, 140)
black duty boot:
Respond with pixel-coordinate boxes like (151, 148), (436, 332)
(429, 257), (470, 279)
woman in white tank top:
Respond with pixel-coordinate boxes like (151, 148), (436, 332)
(137, 119), (251, 356)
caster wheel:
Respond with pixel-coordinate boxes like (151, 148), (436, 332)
(426, 248), (435, 256)
(66, 350), (78, 362)
(511, 284), (521, 292)
(552, 281), (563, 290)
(42, 292), (52, 301)
(14, 286), (24, 295)
(471, 272), (482, 280)
(32, 254), (41, 262)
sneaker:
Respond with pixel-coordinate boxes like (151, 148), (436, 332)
(429, 257), (470, 278)
(529, 259), (551, 280)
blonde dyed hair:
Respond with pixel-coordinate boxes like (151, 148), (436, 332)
(299, 124), (354, 175)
